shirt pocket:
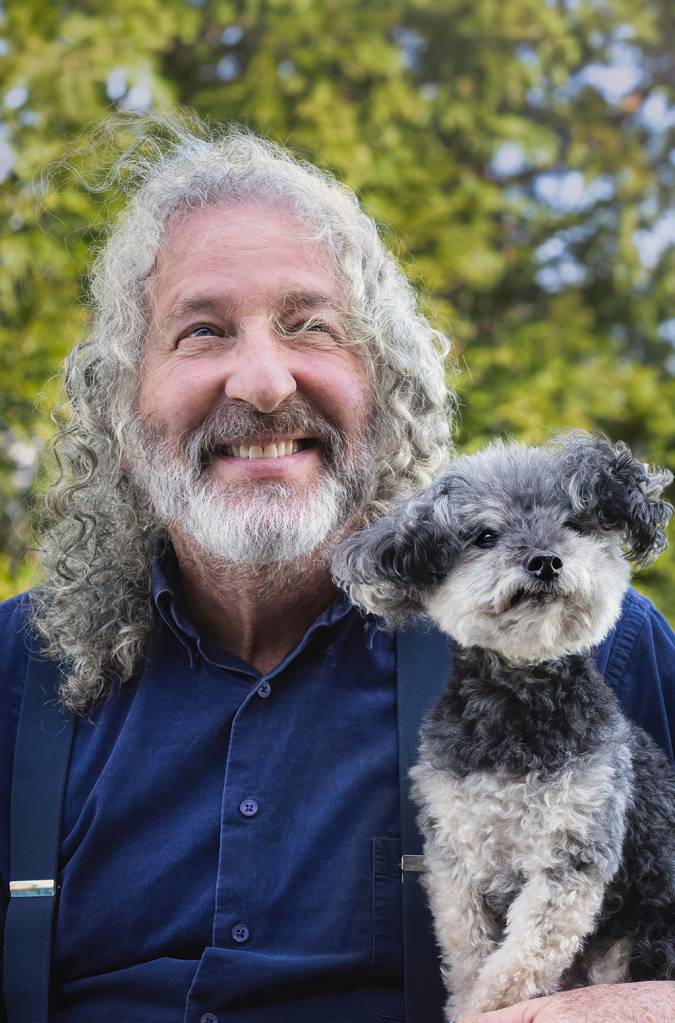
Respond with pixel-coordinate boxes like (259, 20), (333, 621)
(357, 836), (405, 1020)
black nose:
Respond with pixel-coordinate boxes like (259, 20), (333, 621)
(525, 550), (563, 581)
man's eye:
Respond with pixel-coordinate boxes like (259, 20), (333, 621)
(185, 324), (218, 338)
(177, 324), (222, 342)
(286, 319), (335, 337)
(473, 529), (500, 548)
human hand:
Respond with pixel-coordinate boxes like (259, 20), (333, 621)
(457, 981), (675, 1023)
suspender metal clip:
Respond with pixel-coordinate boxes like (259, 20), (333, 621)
(400, 854), (426, 874)
(9, 879), (56, 898)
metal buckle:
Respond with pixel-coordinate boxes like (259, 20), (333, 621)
(400, 854), (426, 873)
(9, 879), (55, 898)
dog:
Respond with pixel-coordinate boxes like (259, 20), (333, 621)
(333, 433), (675, 1021)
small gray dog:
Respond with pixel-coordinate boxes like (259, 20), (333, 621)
(333, 433), (675, 1021)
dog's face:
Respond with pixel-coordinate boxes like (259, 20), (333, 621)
(332, 434), (672, 662)
(421, 484), (630, 661)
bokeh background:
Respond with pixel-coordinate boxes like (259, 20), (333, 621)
(1, 0), (674, 619)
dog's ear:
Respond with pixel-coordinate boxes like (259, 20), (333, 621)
(332, 476), (462, 623)
(557, 433), (673, 564)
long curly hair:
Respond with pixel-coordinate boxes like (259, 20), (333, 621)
(31, 114), (453, 713)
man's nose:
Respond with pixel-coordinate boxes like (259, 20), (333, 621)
(224, 322), (297, 413)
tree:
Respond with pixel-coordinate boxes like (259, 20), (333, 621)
(1, 0), (674, 615)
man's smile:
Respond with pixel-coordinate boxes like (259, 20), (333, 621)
(215, 436), (318, 460)
(206, 436), (324, 479)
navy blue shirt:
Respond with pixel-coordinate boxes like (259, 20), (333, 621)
(1, 551), (674, 1023)
(1, 549), (405, 1023)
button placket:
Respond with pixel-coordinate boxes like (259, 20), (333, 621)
(212, 679), (276, 948)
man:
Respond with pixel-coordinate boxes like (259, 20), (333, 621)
(1, 121), (674, 1023)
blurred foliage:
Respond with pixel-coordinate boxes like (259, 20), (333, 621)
(1, 0), (674, 618)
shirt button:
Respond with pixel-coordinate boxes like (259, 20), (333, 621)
(239, 798), (258, 818)
(200, 1014), (218, 1023)
(231, 922), (250, 943)
(257, 680), (272, 698)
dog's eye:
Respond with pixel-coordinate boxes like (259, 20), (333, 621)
(473, 529), (500, 548)
(564, 520), (584, 535)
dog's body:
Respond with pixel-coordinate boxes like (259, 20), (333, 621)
(412, 646), (674, 1018)
(333, 434), (675, 1021)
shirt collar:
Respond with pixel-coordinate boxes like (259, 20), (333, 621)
(151, 536), (200, 665)
(150, 535), (381, 669)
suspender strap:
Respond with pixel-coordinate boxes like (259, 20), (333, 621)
(3, 651), (74, 1023)
(396, 624), (452, 1023)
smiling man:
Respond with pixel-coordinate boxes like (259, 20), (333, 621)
(131, 201), (376, 667)
(1, 121), (674, 1023)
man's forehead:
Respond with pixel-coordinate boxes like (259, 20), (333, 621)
(146, 202), (352, 334)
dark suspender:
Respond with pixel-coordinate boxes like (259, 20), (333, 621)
(3, 622), (449, 1023)
(396, 623), (452, 1023)
(3, 651), (74, 1023)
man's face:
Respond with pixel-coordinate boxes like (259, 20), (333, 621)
(134, 201), (374, 563)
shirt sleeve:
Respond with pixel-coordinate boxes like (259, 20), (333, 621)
(605, 590), (675, 766)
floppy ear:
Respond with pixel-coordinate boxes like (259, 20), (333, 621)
(331, 476), (462, 623)
(557, 433), (673, 565)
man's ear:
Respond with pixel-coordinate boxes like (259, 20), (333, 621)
(332, 477), (461, 623)
(558, 433), (673, 565)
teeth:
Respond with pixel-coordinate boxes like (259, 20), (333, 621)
(223, 440), (302, 459)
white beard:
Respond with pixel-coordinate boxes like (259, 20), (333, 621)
(127, 406), (374, 564)
(145, 462), (355, 564)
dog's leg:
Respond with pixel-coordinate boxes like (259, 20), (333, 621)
(463, 866), (605, 1015)
(422, 839), (500, 1022)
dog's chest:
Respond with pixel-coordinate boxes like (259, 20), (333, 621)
(411, 756), (617, 877)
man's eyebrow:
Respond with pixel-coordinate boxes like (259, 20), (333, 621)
(162, 290), (341, 329)
(163, 295), (238, 327)
(276, 291), (341, 315)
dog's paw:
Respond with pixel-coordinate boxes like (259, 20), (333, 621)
(465, 970), (557, 1017)
(463, 974), (531, 1016)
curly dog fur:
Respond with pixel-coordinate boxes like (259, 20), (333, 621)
(333, 432), (675, 1021)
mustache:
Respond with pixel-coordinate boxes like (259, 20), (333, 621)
(177, 396), (346, 469)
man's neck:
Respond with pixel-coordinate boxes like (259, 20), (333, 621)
(170, 531), (339, 674)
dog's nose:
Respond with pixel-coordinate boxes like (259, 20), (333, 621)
(525, 551), (563, 581)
